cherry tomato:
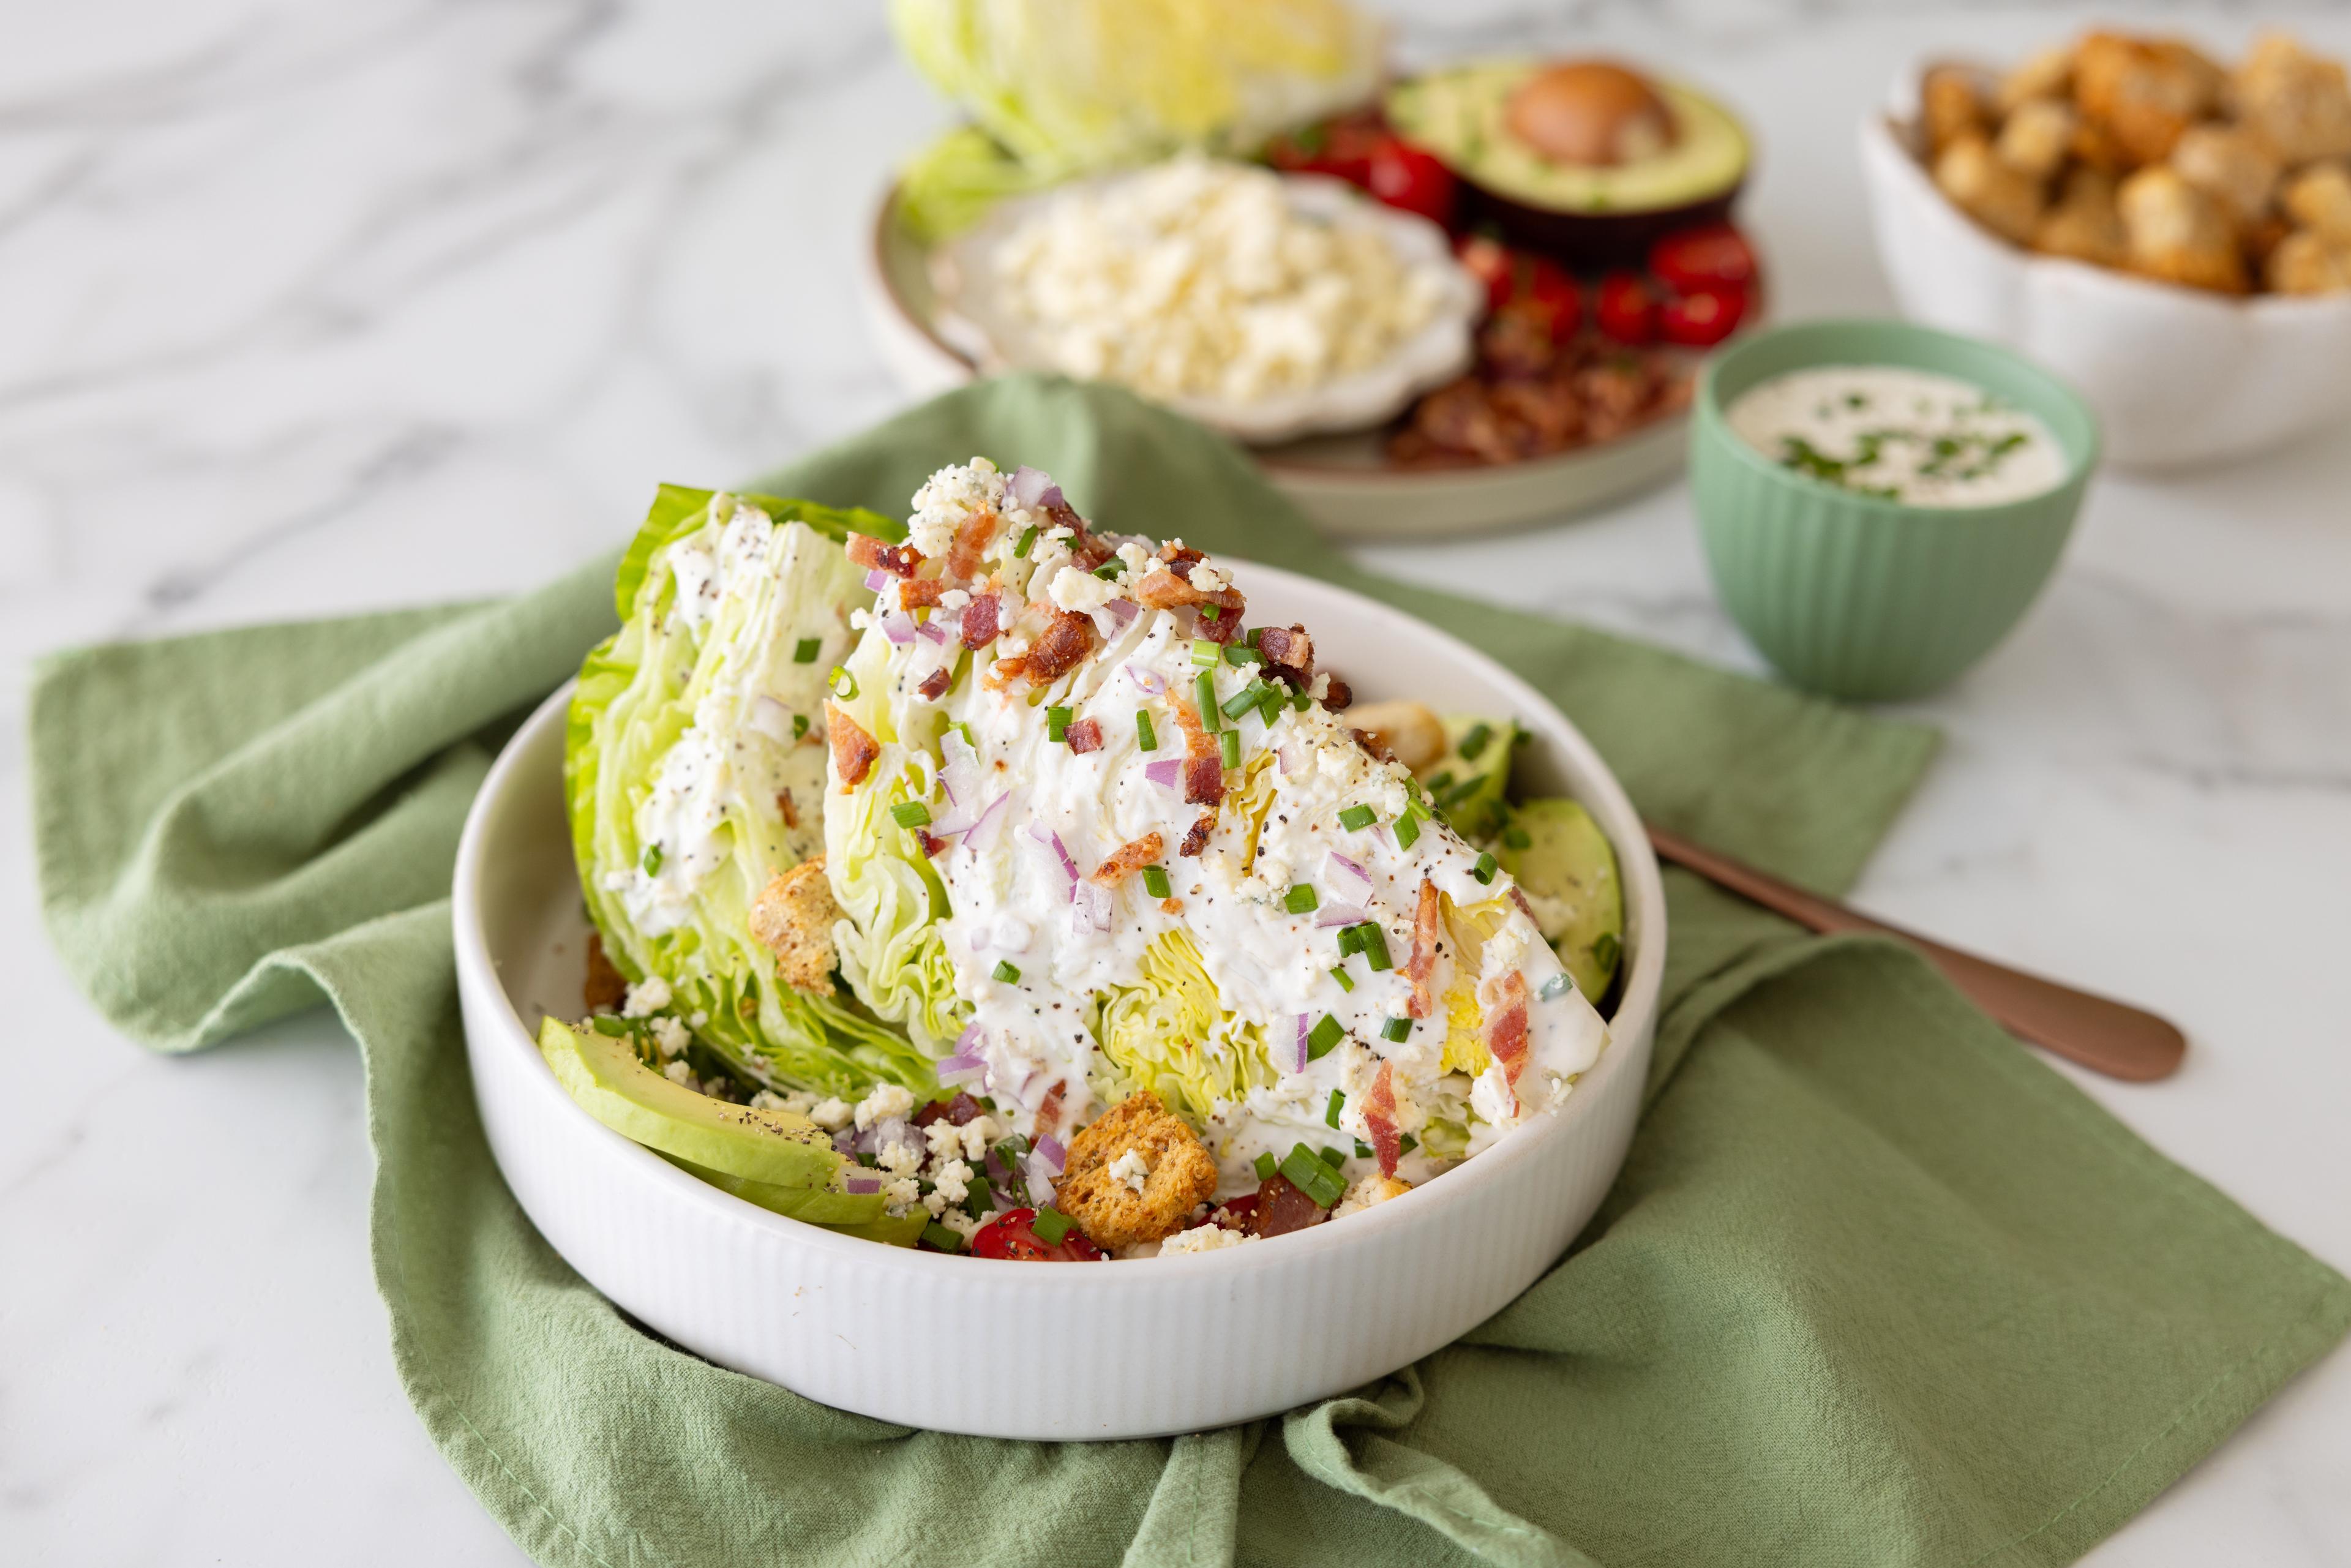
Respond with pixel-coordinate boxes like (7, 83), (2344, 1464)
(1453, 232), (1517, 314)
(1659, 285), (1749, 347)
(1517, 255), (1583, 342)
(1263, 111), (1389, 185)
(1648, 223), (1757, 294)
(1364, 140), (1457, 227)
(969, 1207), (1104, 1262)
(1595, 272), (1658, 345)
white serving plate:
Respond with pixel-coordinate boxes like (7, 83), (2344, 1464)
(1859, 66), (2351, 471)
(929, 169), (1482, 446)
(454, 560), (1665, 1441)
(858, 185), (1697, 538)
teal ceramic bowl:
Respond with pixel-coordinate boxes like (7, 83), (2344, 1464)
(1689, 319), (2099, 701)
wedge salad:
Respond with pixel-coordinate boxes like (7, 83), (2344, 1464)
(549, 461), (1624, 1260)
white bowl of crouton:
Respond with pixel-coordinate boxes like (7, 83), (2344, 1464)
(1859, 29), (2351, 469)
(452, 558), (1666, 1440)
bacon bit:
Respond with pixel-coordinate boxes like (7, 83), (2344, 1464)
(1509, 887), (1537, 923)
(1363, 1061), (1402, 1178)
(846, 533), (921, 578)
(1033, 1082), (1067, 1144)
(1257, 623), (1314, 687)
(1351, 728), (1395, 763)
(1134, 569), (1246, 642)
(1010, 610), (1094, 685)
(1248, 1174), (1327, 1237)
(959, 591), (1000, 648)
(1405, 877), (1441, 1019)
(945, 505), (999, 582)
(1177, 812), (1217, 858)
(916, 667), (952, 702)
(1158, 542), (1206, 570)
(915, 828), (945, 858)
(1159, 896), (1184, 916)
(1183, 752), (1224, 806)
(896, 577), (948, 610)
(1065, 718), (1104, 754)
(1091, 831), (1164, 885)
(1487, 972), (1531, 1111)
(1069, 535), (1114, 573)
(1207, 1191), (1259, 1232)
(915, 1091), (986, 1128)
(1322, 676), (1354, 711)
(583, 932), (627, 1013)
(775, 789), (799, 830)
(826, 702), (878, 787)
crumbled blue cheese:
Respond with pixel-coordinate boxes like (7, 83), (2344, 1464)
(853, 1083), (915, 1130)
(1160, 1225), (1256, 1255)
(1109, 1149), (1153, 1193)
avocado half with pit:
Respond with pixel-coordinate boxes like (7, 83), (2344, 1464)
(1386, 59), (1749, 269)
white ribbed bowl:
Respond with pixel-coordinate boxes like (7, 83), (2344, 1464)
(454, 560), (1665, 1440)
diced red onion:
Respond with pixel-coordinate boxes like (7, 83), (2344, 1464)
(938, 731), (980, 812)
(746, 695), (793, 743)
(1144, 759), (1182, 789)
(1329, 853), (1372, 890)
(917, 619), (948, 644)
(864, 569), (888, 593)
(984, 1147), (1013, 1185)
(882, 612), (915, 645)
(1071, 881), (1111, 933)
(832, 1131), (857, 1155)
(964, 791), (1011, 852)
(1293, 1014), (1310, 1073)
(1024, 1151), (1060, 1200)
(954, 1022), (984, 1056)
(843, 1174), (882, 1195)
(1125, 663), (1166, 697)
(1276, 741), (1300, 775)
(1034, 1134), (1066, 1174)
(1008, 466), (1052, 509)
(1315, 904), (1370, 929)
(938, 1056), (986, 1087)
(1025, 823), (1077, 897)
(1105, 599), (1138, 626)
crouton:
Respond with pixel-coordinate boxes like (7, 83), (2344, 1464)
(1997, 97), (2077, 180)
(1921, 66), (1989, 157)
(1333, 1173), (1412, 1220)
(1343, 699), (1448, 774)
(2170, 124), (2281, 225)
(2120, 167), (2249, 292)
(2075, 32), (2224, 165)
(1935, 133), (2046, 245)
(2266, 228), (2351, 294)
(2236, 32), (2351, 165)
(2034, 167), (2129, 266)
(583, 932), (628, 1013)
(1997, 45), (2075, 114)
(748, 858), (841, 995)
(2284, 163), (2351, 243)
(1052, 1092), (1218, 1251)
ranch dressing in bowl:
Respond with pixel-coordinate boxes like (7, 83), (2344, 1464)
(1727, 364), (2065, 507)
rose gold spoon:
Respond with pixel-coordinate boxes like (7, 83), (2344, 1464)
(1644, 822), (2188, 1082)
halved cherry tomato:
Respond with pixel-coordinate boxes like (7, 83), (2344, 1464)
(1517, 255), (1583, 342)
(1364, 140), (1457, 227)
(1659, 285), (1749, 347)
(1595, 272), (1658, 345)
(969, 1207), (1104, 1262)
(1648, 223), (1757, 294)
(1262, 111), (1390, 185)
(1453, 232), (1517, 314)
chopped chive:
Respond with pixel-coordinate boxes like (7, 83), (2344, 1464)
(890, 801), (931, 828)
(1338, 805), (1376, 831)
(641, 843), (664, 874)
(1190, 639), (1220, 669)
(828, 665), (857, 699)
(1442, 775), (1486, 808)
(1393, 812), (1420, 850)
(792, 637), (821, 664)
(1399, 1133), (1417, 1155)
(1254, 1151), (1278, 1182)
(1458, 722), (1494, 760)
(590, 1014), (631, 1036)
(1381, 1016), (1412, 1043)
(1318, 1144), (1346, 1168)
(1503, 827), (1532, 850)
(1325, 1089), (1344, 1128)
(1046, 705), (1072, 743)
(1222, 643), (1262, 667)
(1359, 924), (1394, 972)
(1279, 1145), (1345, 1207)
(1336, 925), (1365, 957)
(1199, 604), (1221, 621)
(1218, 729), (1240, 768)
(1013, 524), (1038, 558)
(1134, 710), (1158, 752)
(1031, 1206), (1077, 1245)
(1247, 627), (1264, 647)
(1195, 671), (1220, 732)
(1220, 682), (1262, 719)
(1093, 561), (1122, 580)
(1141, 865), (1172, 899)
(1539, 972), (1573, 1000)
(1306, 1014), (1344, 1060)
(964, 1179), (996, 1218)
(792, 713), (810, 739)
(1473, 852), (1498, 885)
(991, 960), (1021, 985)
(1330, 965), (1355, 992)
(1284, 883), (1318, 915)
(1256, 688), (1283, 727)
(1427, 771), (1455, 795)
(921, 1221), (965, 1252)
(1291, 688), (1310, 711)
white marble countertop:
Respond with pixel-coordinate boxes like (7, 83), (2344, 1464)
(5, 1), (2347, 1562)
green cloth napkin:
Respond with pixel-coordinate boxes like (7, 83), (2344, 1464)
(34, 377), (2347, 1568)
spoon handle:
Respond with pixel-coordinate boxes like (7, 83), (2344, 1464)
(1643, 822), (2187, 1082)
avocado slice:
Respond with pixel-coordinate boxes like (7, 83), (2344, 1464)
(658, 1151), (891, 1227)
(819, 1212), (931, 1248)
(1493, 798), (1624, 1002)
(538, 1016), (842, 1190)
(1416, 716), (1518, 844)
(1385, 61), (1748, 266)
